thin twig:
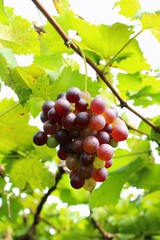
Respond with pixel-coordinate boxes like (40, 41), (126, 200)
(29, 166), (65, 233)
(126, 124), (149, 136)
(91, 216), (116, 240)
(30, 0), (160, 134)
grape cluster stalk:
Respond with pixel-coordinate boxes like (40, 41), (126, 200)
(33, 87), (129, 190)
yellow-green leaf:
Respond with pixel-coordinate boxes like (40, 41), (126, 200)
(115, 0), (141, 19)
(0, 99), (37, 154)
(9, 158), (54, 190)
(142, 13), (160, 42)
(0, 0), (9, 24)
(0, 8), (40, 54)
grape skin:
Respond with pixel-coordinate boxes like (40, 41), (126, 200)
(75, 98), (88, 111)
(83, 136), (99, 154)
(90, 97), (106, 114)
(105, 159), (113, 168)
(33, 131), (47, 146)
(80, 152), (95, 166)
(66, 154), (80, 170)
(78, 164), (93, 180)
(48, 107), (61, 123)
(97, 144), (114, 161)
(89, 114), (106, 131)
(76, 111), (90, 127)
(72, 138), (84, 153)
(70, 174), (85, 189)
(40, 111), (48, 123)
(112, 124), (129, 141)
(42, 100), (55, 115)
(55, 128), (71, 144)
(62, 112), (76, 129)
(96, 131), (110, 145)
(43, 120), (58, 135)
(66, 87), (82, 103)
(47, 136), (59, 148)
(55, 99), (71, 116)
(102, 108), (117, 124)
(93, 168), (108, 182)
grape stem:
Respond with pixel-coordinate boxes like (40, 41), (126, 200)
(31, 0), (160, 134)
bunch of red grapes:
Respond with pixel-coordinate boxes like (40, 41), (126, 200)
(33, 87), (128, 190)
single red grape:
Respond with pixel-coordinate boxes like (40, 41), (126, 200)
(102, 124), (112, 133)
(62, 112), (76, 129)
(70, 174), (85, 189)
(33, 131), (47, 146)
(40, 111), (48, 123)
(97, 144), (114, 161)
(111, 124), (129, 141)
(48, 107), (61, 123)
(80, 152), (95, 166)
(78, 164), (94, 179)
(76, 111), (90, 127)
(92, 167), (108, 182)
(96, 131), (110, 145)
(90, 96), (106, 114)
(43, 120), (58, 135)
(102, 108), (117, 124)
(66, 154), (80, 170)
(75, 98), (88, 111)
(80, 127), (97, 138)
(55, 99), (70, 116)
(83, 136), (99, 154)
(55, 128), (71, 144)
(72, 138), (83, 153)
(105, 159), (113, 168)
(42, 100), (55, 115)
(66, 87), (82, 103)
(57, 92), (66, 99)
(57, 149), (68, 160)
(89, 114), (106, 131)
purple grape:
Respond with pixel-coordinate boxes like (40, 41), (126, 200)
(66, 87), (82, 103)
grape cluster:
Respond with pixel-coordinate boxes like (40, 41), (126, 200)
(33, 87), (129, 190)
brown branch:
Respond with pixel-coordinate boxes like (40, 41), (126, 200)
(126, 123), (160, 146)
(31, 0), (160, 134)
(91, 216), (116, 240)
(31, 166), (65, 231)
(15, 166), (65, 239)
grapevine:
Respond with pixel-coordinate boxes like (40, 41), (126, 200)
(33, 87), (129, 190)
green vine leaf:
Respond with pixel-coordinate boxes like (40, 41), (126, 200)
(57, 13), (149, 72)
(5, 157), (54, 190)
(89, 156), (147, 208)
(0, 8), (40, 54)
(142, 13), (160, 42)
(114, 0), (142, 19)
(0, 0), (9, 24)
(52, 66), (100, 97)
(0, 98), (37, 154)
(117, 73), (160, 106)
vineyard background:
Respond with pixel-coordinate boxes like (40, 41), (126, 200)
(0, 0), (160, 239)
